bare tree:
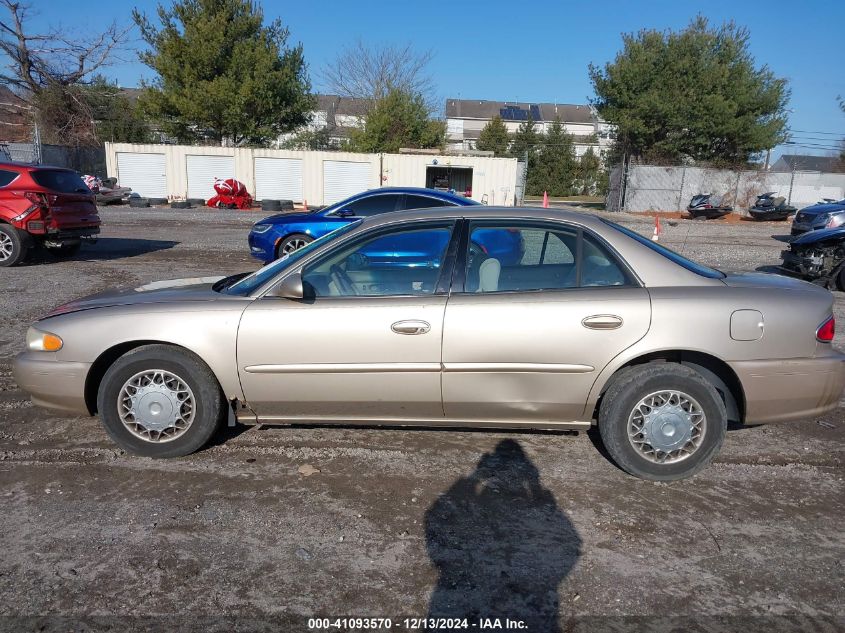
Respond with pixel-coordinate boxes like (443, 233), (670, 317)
(0, 0), (131, 144)
(322, 40), (436, 111)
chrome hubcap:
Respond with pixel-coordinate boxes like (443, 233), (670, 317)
(282, 238), (308, 254)
(627, 390), (706, 464)
(118, 370), (195, 443)
(0, 233), (13, 261)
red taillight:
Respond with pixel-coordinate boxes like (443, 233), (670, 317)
(817, 317), (835, 342)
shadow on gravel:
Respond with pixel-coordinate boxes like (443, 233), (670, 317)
(26, 238), (179, 265)
(425, 439), (581, 631)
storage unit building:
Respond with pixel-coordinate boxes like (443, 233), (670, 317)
(322, 160), (373, 204)
(254, 157), (304, 202)
(116, 152), (167, 198)
(186, 155), (235, 200)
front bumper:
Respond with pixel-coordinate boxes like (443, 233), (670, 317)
(730, 352), (845, 424)
(247, 232), (274, 262)
(13, 352), (92, 415)
(780, 249), (822, 278)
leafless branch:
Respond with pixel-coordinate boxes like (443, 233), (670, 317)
(321, 40), (436, 111)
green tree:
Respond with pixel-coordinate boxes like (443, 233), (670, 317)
(86, 79), (153, 143)
(280, 127), (338, 150)
(575, 147), (602, 195)
(509, 116), (539, 159)
(589, 16), (789, 165)
(133, 0), (314, 145)
(349, 89), (445, 153)
(528, 118), (578, 196)
(476, 115), (510, 156)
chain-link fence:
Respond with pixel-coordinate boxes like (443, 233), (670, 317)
(1, 142), (106, 175)
(606, 164), (845, 213)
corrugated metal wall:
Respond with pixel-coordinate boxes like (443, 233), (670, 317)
(104, 143), (518, 206)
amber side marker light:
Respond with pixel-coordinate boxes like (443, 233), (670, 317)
(816, 316), (835, 343)
(26, 327), (64, 352)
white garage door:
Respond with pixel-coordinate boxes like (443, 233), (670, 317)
(323, 161), (371, 204)
(254, 157), (303, 201)
(116, 152), (166, 198)
(187, 155), (235, 200)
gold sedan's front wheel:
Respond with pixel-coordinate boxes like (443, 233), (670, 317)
(97, 344), (225, 457)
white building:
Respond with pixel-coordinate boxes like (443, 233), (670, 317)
(445, 98), (615, 158)
(275, 94), (370, 148)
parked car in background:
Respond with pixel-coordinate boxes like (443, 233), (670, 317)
(790, 198), (845, 236)
(0, 162), (100, 266)
(15, 206), (845, 481)
(246, 187), (525, 265)
(780, 226), (845, 288)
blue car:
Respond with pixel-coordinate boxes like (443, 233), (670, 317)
(247, 187), (523, 266)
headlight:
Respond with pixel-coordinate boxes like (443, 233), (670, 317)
(251, 224), (272, 234)
(26, 327), (63, 351)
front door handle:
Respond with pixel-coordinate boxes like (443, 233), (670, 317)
(582, 314), (623, 330)
(391, 320), (431, 335)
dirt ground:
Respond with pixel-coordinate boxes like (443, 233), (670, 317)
(0, 207), (842, 632)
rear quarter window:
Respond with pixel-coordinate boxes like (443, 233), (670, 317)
(0, 169), (19, 187)
(30, 170), (90, 194)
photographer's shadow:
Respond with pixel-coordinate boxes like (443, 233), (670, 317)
(425, 439), (581, 631)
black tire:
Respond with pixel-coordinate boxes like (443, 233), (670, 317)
(188, 198), (206, 206)
(46, 241), (81, 258)
(279, 199), (294, 211)
(148, 197), (168, 206)
(129, 197), (150, 208)
(598, 363), (727, 481)
(276, 233), (313, 258)
(96, 344), (226, 458)
(261, 199), (282, 212)
(170, 201), (190, 209)
(0, 224), (29, 267)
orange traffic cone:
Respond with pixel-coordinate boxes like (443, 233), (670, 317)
(542, 191), (549, 208)
(303, 199), (308, 212)
(652, 216), (661, 241)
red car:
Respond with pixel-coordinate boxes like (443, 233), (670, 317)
(0, 162), (100, 267)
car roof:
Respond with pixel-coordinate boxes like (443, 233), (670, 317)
(355, 187), (477, 204)
(358, 204), (605, 227)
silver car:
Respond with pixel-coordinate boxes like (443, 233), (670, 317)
(14, 207), (845, 480)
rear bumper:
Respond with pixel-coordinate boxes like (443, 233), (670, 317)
(13, 352), (91, 415)
(729, 352), (845, 424)
(46, 226), (101, 240)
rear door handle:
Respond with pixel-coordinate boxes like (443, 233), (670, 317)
(391, 320), (431, 335)
(582, 314), (623, 330)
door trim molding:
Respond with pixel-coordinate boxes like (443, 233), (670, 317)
(442, 362), (594, 373)
(243, 362), (442, 374)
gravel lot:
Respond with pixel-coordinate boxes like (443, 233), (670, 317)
(0, 207), (843, 632)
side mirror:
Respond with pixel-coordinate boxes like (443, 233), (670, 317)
(336, 208), (355, 218)
(269, 271), (304, 299)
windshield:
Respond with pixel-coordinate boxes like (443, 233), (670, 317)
(603, 219), (725, 279)
(223, 221), (362, 295)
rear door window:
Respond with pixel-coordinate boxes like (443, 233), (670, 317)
(341, 194), (402, 217)
(0, 169), (19, 187)
(403, 195), (452, 209)
(30, 170), (90, 194)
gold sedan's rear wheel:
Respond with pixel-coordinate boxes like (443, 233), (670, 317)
(598, 363), (727, 481)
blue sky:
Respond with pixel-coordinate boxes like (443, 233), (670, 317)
(21, 0), (845, 158)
